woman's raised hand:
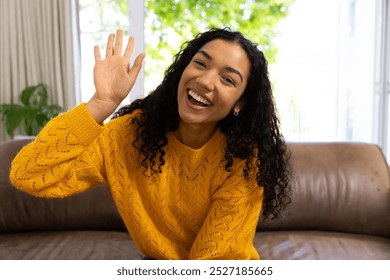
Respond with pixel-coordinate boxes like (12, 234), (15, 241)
(87, 29), (145, 123)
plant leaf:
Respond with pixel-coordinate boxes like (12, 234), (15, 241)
(23, 106), (37, 120)
(36, 84), (48, 107)
(20, 84), (48, 107)
(0, 104), (11, 114)
(20, 85), (37, 106)
(3, 106), (24, 137)
(35, 113), (50, 127)
(47, 104), (63, 116)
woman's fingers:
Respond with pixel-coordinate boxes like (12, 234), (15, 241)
(128, 53), (145, 80)
(104, 30), (131, 58)
(113, 29), (123, 55)
(94, 45), (101, 62)
(96, 29), (144, 76)
(123, 36), (135, 60)
(105, 33), (115, 58)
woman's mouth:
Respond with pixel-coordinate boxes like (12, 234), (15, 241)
(187, 90), (212, 107)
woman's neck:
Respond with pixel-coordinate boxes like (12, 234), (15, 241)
(174, 122), (217, 149)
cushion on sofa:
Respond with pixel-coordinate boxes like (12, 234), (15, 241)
(0, 231), (141, 260)
(255, 230), (390, 260)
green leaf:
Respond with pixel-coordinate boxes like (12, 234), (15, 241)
(20, 85), (38, 106)
(24, 118), (42, 136)
(35, 113), (50, 127)
(0, 104), (10, 114)
(23, 106), (37, 120)
(3, 106), (24, 137)
(47, 104), (63, 116)
(36, 84), (48, 107)
(20, 84), (48, 107)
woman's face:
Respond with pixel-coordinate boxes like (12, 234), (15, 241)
(177, 39), (250, 129)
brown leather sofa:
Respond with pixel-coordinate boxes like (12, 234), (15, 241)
(1, 138), (389, 259)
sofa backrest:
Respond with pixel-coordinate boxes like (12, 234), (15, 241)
(0, 138), (125, 233)
(2, 139), (390, 237)
(259, 142), (390, 238)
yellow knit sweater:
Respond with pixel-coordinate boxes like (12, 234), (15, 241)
(10, 103), (263, 260)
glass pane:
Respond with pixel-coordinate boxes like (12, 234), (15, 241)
(271, 0), (376, 143)
(79, 0), (129, 102)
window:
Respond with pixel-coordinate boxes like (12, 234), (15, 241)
(271, 0), (376, 144)
(78, 0), (129, 103)
(77, 0), (389, 157)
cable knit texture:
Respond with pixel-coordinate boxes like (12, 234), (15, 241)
(10, 103), (263, 260)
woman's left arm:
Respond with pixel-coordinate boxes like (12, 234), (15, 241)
(188, 172), (264, 260)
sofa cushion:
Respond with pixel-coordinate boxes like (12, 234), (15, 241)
(0, 230), (142, 260)
(255, 231), (390, 260)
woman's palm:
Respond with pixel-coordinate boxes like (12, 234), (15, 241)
(93, 30), (144, 106)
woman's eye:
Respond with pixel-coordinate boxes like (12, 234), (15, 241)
(194, 60), (206, 68)
(222, 76), (235, 86)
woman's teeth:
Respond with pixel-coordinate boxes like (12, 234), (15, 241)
(188, 90), (211, 106)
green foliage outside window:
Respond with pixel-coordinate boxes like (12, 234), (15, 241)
(144, 0), (293, 62)
(112, 0), (293, 78)
(82, 0), (294, 90)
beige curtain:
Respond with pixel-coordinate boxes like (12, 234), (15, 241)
(0, 0), (80, 141)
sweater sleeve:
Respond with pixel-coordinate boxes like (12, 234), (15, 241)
(10, 103), (107, 198)
(188, 167), (263, 260)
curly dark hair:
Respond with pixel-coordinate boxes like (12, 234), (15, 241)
(113, 27), (291, 219)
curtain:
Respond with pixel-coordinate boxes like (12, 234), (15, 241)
(0, 0), (80, 141)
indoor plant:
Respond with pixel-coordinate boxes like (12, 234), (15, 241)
(0, 84), (63, 137)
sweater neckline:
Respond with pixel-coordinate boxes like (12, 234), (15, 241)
(167, 128), (225, 158)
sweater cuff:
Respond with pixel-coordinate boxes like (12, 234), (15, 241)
(65, 103), (104, 146)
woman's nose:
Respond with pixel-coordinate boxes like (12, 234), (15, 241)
(196, 70), (216, 91)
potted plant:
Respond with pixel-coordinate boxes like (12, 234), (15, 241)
(0, 84), (63, 137)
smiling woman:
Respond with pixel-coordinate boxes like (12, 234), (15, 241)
(175, 39), (250, 147)
(10, 28), (291, 260)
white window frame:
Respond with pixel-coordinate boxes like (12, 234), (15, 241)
(127, 0), (145, 101)
(374, 0), (390, 157)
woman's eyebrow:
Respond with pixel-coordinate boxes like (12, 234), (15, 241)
(197, 49), (243, 82)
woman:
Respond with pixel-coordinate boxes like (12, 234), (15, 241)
(10, 28), (291, 259)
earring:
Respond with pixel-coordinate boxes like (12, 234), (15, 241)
(233, 108), (239, 117)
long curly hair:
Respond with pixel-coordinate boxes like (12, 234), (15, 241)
(113, 27), (291, 219)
